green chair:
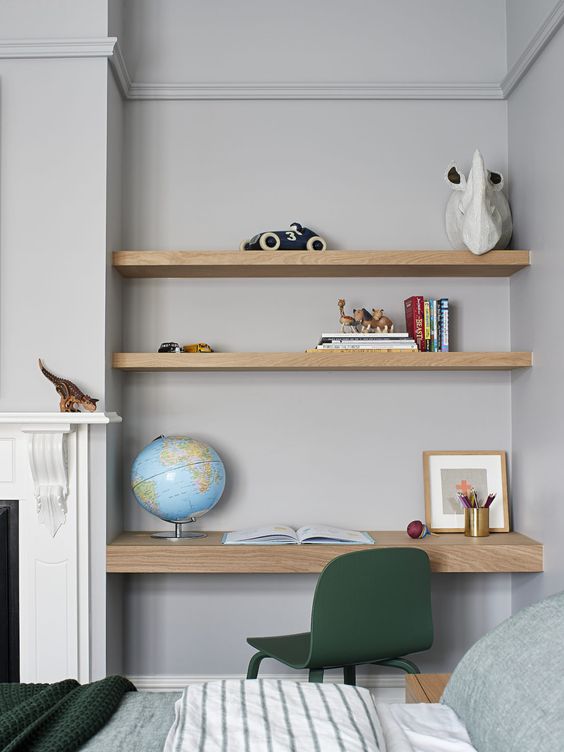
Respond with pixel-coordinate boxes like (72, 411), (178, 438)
(246, 547), (433, 685)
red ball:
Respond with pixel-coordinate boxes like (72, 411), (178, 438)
(407, 520), (424, 539)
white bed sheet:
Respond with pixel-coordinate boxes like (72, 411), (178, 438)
(376, 703), (478, 752)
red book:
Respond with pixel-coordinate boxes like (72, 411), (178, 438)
(404, 296), (425, 351)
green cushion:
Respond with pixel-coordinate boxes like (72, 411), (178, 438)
(442, 591), (564, 751)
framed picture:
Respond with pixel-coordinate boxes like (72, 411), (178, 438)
(423, 451), (509, 533)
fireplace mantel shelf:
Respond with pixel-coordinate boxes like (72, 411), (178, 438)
(0, 412), (122, 425)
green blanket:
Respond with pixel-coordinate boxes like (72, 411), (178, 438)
(0, 676), (135, 752)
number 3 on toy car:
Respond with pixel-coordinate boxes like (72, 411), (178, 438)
(285, 231), (296, 241)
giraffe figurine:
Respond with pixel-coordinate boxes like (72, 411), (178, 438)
(338, 299), (358, 333)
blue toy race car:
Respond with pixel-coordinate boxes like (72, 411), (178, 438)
(240, 222), (327, 251)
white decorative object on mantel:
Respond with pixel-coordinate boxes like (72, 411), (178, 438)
(27, 429), (69, 537)
(445, 149), (512, 255)
(0, 412), (120, 684)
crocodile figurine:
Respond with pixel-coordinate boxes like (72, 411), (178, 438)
(38, 359), (99, 413)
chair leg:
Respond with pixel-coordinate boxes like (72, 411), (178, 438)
(247, 651), (268, 679)
(343, 665), (357, 686)
(308, 668), (324, 683)
(373, 657), (420, 674)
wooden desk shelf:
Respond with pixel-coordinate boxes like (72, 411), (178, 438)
(107, 531), (543, 574)
(113, 351), (532, 372)
(113, 249), (530, 278)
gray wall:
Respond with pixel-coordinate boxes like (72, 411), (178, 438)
(106, 66), (126, 674)
(506, 0), (560, 69)
(507, 14), (564, 612)
(120, 0), (506, 84)
(0, 0), (107, 38)
(116, 0), (516, 677)
(0, 57), (109, 410)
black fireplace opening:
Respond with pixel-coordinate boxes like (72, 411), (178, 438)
(0, 500), (19, 682)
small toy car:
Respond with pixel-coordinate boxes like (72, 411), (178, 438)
(240, 222), (327, 251)
(158, 342), (182, 353)
(182, 343), (214, 353)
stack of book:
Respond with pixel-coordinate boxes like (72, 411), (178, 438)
(404, 296), (449, 352)
(308, 332), (418, 352)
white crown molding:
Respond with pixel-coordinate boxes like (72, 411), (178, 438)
(127, 673), (405, 702)
(109, 42), (501, 100)
(124, 79), (503, 101)
(0, 5), (560, 98)
(109, 0), (564, 103)
(0, 37), (116, 59)
(109, 39), (132, 97)
(501, 0), (564, 97)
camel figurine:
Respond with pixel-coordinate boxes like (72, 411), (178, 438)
(338, 299), (358, 332)
(371, 308), (394, 333)
(353, 307), (394, 333)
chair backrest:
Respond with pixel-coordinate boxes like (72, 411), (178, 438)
(308, 548), (433, 667)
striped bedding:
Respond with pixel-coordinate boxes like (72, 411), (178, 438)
(163, 680), (478, 752)
(163, 679), (384, 751)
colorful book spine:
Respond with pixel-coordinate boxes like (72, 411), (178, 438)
(423, 300), (431, 351)
(437, 301), (443, 352)
(403, 296), (425, 351)
(429, 299), (436, 352)
(439, 298), (449, 351)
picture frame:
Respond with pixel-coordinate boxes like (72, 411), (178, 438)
(423, 451), (509, 533)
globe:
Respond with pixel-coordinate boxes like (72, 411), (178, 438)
(131, 435), (226, 538)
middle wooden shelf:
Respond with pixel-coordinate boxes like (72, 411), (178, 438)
(113, 351), (532, 372)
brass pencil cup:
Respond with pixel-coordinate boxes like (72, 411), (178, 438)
(464, 507), (490, 537)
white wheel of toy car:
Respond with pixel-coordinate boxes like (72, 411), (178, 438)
(306, 236), (327, 251)
(239, 239), (250, 251)
(259, 232), (281, 250)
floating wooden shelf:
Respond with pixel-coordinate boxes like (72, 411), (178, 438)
(112, 351), (532, 372)
(107, 531), (543, 574)
(112, 250), (530, 278)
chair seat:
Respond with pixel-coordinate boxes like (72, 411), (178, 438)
(247, 632), (311, 668)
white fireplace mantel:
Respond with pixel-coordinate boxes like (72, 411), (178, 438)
(0, 412), (121, 683)
(0, 411), (121, 424)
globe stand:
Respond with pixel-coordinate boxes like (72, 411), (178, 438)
(151, 520), (207, 540)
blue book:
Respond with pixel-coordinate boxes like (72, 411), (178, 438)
(439, 298), (449, 351)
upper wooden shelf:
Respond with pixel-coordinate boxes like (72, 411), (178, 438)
(112, 250), (530, 278)
(112, 351), (532, 372)
(107, 531), (543, 574)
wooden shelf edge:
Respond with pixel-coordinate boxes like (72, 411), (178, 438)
(106, 531), (543, 574)
(112, 250), (530, 278)
(112, 351), (533, 372)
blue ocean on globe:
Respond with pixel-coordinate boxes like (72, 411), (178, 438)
(131, 435), (226, 523)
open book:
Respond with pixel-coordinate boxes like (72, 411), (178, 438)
(221, 525), (374, 545)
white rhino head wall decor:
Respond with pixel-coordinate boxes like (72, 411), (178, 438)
(445, 149), (512, 255)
